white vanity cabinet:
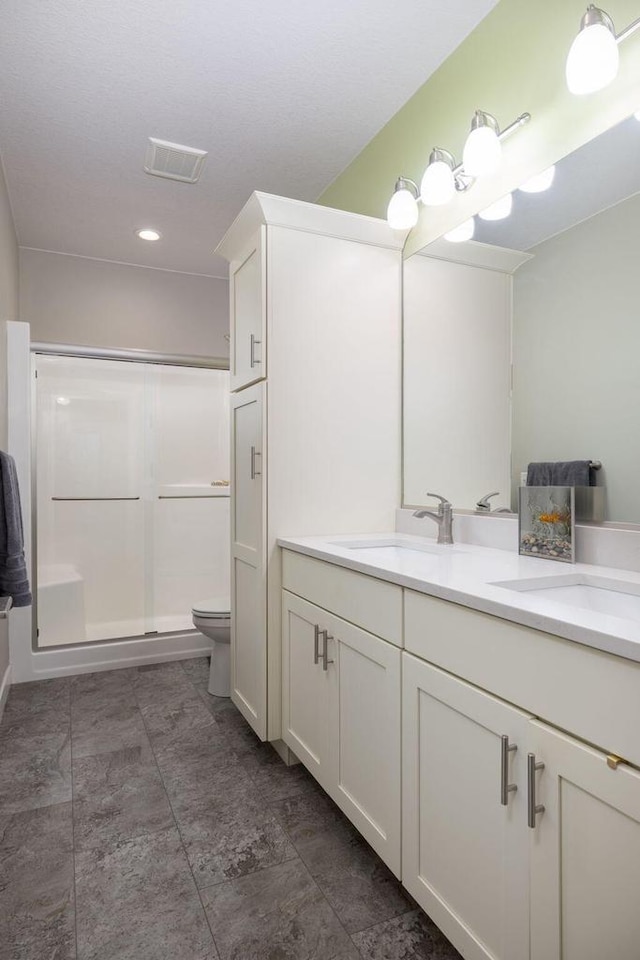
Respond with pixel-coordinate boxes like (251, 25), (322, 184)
(218, 194), (402, 743)
(281, 553), (402, 875)
(402, 655), (531, 960)
(529, 720), (640, 960)
(403, 587), (640, 960)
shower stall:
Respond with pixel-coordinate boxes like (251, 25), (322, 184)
(34, 353), (230, 648)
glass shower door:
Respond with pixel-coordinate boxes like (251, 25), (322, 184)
(150, 365), (230, 633)
(36, 356), (147, 645)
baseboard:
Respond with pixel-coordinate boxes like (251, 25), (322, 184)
(11, 631), (213, 683)
(0, 663), (11, 722)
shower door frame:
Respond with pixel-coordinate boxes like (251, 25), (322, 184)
(30, 342), (229, 652)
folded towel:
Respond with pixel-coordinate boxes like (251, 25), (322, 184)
(0, 451), (31, 607)
(526, 460), (595, 487)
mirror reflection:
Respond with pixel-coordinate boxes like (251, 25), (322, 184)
(403, 114), (640, 523)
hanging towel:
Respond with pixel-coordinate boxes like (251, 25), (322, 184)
(526, 460), (595, 487)
(0, 451), (32, 607)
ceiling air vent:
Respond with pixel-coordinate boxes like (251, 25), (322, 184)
(144, 138), (208, 183)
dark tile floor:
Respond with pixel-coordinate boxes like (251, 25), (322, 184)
(0, 658), (462, 960)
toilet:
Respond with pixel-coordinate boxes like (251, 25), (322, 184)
(191, 597), (231, 697)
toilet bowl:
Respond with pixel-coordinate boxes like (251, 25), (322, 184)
(192, 597), (231, 697)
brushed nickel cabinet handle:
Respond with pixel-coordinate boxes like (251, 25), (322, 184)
(52, 496), (141, 501)
(527, 753), (545, 828)
(250, 446), (262, 479)
(250, 334), (262, 368)
(313, 624), (321, 665)
(500, 735), (518, 806)
(321, 631), (334, 671)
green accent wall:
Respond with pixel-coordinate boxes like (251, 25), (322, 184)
(318, 0), (640, 257)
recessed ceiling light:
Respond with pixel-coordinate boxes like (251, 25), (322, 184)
(135, 228), (162, 242)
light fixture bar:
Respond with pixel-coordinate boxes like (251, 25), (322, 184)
(616, 13), (640, 43)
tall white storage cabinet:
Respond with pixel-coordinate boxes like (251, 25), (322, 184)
(218, 194), (402, 743)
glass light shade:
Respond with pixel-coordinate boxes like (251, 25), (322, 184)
(420, 160), (455, 206)
(519, 165), (556, 193)
(566, 23), (619, 94)
(479, 193), (513, 221)
(387, 188), (419, 230)
(462, 125), (502, 178)
(444, 218), (475, 243)
(635, 110), (640, 121)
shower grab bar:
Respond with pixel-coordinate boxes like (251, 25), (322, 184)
(157, 495), (221, 499)
(51, 496), (141, 501)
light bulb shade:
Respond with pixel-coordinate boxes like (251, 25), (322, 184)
(463, 123), (502, 178)
(479, 193), (513, 221)
(566, 20), (619, 94)
(444, 218), (475, 243)
(420, 158), (455, 206)
(387, 187), (419, 230)
(519, 165), (556, 193)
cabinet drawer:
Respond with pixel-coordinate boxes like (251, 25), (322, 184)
(282, 550), (402, 646)
(404, 589), (640, 769)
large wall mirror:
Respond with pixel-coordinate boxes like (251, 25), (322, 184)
(403, 113), (640, 523)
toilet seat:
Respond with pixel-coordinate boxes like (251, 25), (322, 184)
(191, 597), (230, 619)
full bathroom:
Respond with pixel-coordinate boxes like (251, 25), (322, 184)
(1, 3), (640, 960)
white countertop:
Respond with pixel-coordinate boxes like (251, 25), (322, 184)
(277, 532), (640, 664)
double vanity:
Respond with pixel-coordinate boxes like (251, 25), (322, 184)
(279, 530), (640, 960)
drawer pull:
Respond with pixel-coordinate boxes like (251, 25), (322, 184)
(527, 753), (545, 828)
(313, 624), (321, 665)
(500, 735), (518, 806)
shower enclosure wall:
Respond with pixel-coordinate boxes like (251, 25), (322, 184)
(35, 354), (230, 647)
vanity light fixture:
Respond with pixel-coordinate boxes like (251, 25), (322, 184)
(518, 165), (556, 193)
(135, 227), (162, 241)
(386, 110), (529, 229)
(566, 5), (640, 95)
(479, 193), (513, 221)
(386, 178), (420, 230)
(444, 218), (475, 242)
(420, 149), (457, 206)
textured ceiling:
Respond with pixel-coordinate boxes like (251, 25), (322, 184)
(0, 0), (497, 277)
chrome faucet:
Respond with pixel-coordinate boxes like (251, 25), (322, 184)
(413, 493), (454, 545)
(476, 491), (500, 512)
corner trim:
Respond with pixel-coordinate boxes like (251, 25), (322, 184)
(0, 664), (11, 723)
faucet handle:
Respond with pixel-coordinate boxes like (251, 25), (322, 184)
(427, 492), (451, 512)
(476, 491), (500, 512)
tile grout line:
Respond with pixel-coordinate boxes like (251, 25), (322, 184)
(134, 662), (224, 960)
(68, 683), (80, 960)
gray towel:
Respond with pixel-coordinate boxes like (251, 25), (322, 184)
(526, 460), (595, 487)
(0, 451), (32, 607)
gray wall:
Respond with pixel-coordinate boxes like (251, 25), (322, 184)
(19, 249), (229, 359)
(0, 158), (19, 686)
(512, 191), (640, 522)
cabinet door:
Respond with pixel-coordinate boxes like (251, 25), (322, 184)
(229, 226), (266, 391)
(230, 384), (266, 738)
(402, 654), (531, 960)
(529, 720), (640, 960)
(281, 592), (333, 790)
(329, 615), (401, 876)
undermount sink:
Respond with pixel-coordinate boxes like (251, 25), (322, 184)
(330, 537), (458, 556)
(491, 573), (640, 621)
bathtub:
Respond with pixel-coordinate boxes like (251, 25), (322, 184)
(37, 564), (86, 646)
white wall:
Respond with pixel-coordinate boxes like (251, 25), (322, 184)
(0, 157), (19, 699)
(19, 249), (229, 359)
(512, 192), (640, 522)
